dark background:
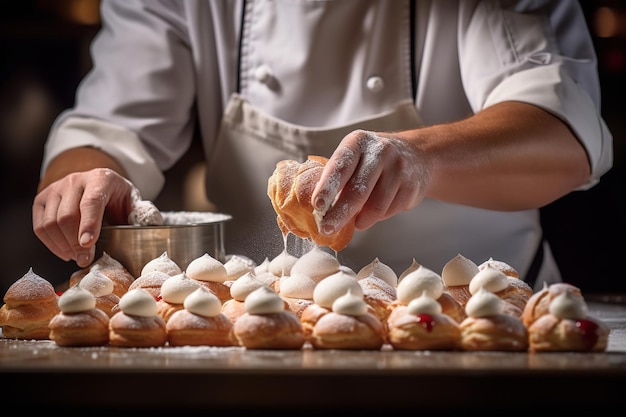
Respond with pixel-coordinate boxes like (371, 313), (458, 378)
(1, 0), (624, 295)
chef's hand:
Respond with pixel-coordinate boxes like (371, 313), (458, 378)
(312, 129), (432, 236)
(32, 168), (134, 268)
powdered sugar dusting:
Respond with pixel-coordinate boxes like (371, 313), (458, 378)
(162, 211), (232, 225)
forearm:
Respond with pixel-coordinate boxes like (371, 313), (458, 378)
(37, 147), (127, 193)
(400, 101), (591, 211)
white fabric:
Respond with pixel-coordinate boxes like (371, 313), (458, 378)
(40, 0), (613, 284)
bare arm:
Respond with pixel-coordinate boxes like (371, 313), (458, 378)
(313, 101), (590, 235)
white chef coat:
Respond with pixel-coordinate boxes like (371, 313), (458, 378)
(41, 0), (613, 287)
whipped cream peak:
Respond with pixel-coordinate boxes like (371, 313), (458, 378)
(396, 265), (444, 305)
(398, 258), (421, 284)
(78, 269), (114, 297)
(58, 285), (96, 313)
(406, 291), (442, 316)
(332, 289), (368, 316)
(356, 257), (398, 287)
(141, 251), (182, 277)
(279, 272), (317, 299)
(290, 246), (340, 282)
(92, 252), (126, 271)
(184, 287), (222, 317)
(269, 249), (299, 277)
(224, 254), (256, 280)
(160, 272), (201, 304)
(254, 257), (271, 275)
(244, 286), (285, 314)
(469, 267), (509, 295)
(441, 253), (479, 287)
(229, 271), (268, 301)
(465, 288), (502, 318)
(186, 253), (228, 283)
(118, 288), (158, 317)
(549, 291), (588, 320)
(313, 266), (362, 308)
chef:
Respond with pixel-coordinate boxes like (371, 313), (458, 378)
(33, 0), (612, 290)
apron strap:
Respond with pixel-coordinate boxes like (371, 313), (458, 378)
(236, 0), (248, 94)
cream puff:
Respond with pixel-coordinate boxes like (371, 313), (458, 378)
(49, 286), (110, 347)
(109, 288), (167, 347)
(387, 291), (461, 351)
(70, 252), (135, 297)
(309, 289), (386, 350)
(0, 268), (60, 340)
(391, 264), (465, 323)
(459, 288), (528, 352)
(233, 286), (306, 350)
(166, 287), (236, 347)
(528, 291), (609, 352)
(220, 271), (274, 324)
(468, 267), (531, 318)
(300, 266), (364, 338)
(267, 155), (356, 251)
(522, 282), (583, 328)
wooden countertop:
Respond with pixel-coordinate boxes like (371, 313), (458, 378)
(2, 297), (626, 412)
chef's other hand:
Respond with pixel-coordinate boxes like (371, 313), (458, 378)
(32, 168), (134, 268)
(312, 129), (431, 236)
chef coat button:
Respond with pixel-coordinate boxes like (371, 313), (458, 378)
(254, 64), (274, 84)
(366, 76), (384, 92)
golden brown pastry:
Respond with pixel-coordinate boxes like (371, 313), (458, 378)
(309, 289), (385, 350)
(166, 287), (236, 347)
(109, 288), (167, 347)
(435, 291), (467, 323)
(0, 268), (60, 340)
(478, 257), (520, 278)
(49, 286), (110, 347)
(522, 282), (583, 328)
(128, 270), (170, 300)
(267, 155), (356, 251)
(233, 287), (306, 349)
(387, 292), (461, 351)
(459, 288), (528, 352)
(70, 252), (135, 297)
(528, 291), (609, 352)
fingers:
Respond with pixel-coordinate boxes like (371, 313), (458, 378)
(314, 130), (427, 235)
(32, 169), (129, 268)
(33, 189), (73, 262)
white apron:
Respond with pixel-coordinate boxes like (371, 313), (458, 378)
(205, 94), (560, 290)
